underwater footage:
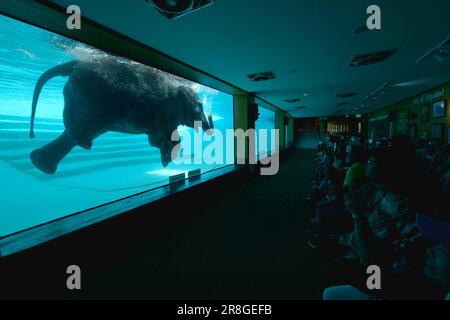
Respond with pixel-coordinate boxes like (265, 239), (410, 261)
(0, 14), (234, 236)
(29, 57), (213, 174)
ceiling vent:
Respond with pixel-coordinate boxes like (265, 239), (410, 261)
(416, 37), (450, 63)
(145, 0), (214, 19)
(336, 92), (357, 98)
(350, 49), (397, 67)
(284, 98), (301, 103)
(247, 71), (276, 82)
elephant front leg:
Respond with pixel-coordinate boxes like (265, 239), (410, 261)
(148, 131), (180, 167)
(30, 130), (76, 174)
(148, 134), (162, 149)
(160, 140), (174, 167)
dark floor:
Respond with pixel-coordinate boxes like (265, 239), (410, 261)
(67, 149), (322, 299)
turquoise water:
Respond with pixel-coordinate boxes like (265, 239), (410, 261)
(0, 15), (238, 236)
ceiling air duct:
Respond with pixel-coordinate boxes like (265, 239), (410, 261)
(350, 49), (397, 67)
(247, 71), (276, 82)
(146, 0), (214, 19)
(336, 92), (357, 98)
(284, 98), (301, 103)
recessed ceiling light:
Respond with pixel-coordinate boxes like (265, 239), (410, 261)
(434, 50), (448, 62)
(146, 0), (215, 19)
(416, 37), (450, 63)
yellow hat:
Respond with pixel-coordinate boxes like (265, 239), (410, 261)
(344, 163), (367, 187)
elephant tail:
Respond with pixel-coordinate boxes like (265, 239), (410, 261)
(30, 60), (78, 138)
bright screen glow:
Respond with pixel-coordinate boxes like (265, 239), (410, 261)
(0, 15), (234, 236)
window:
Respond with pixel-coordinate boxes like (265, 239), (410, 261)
(255, 106), (276, 160)
(0, 15), (234, 237)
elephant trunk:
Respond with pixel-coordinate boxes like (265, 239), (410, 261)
(201, 113), (213, 131)
(207, 113), (214, 130)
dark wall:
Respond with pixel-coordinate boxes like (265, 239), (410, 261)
(294, 118), (319, 136)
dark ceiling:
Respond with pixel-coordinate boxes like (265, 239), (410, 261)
(50, 0), (450, 117)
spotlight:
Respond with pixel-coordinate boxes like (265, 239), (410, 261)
(146, 0), (214, 19)
(434, 49), (448, 62)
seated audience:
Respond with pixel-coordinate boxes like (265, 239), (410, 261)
(311, 132), (450, 299)
(323, 214), (450, 300)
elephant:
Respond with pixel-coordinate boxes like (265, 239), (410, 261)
(29, 57), (212, 174)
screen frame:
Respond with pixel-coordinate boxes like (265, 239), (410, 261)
(0, 0), (289, 256)
(448, 128), (450, 145)
(0, 6), (242, 255)
(431, 99), (447, 118)
(430, 123), (444, 140)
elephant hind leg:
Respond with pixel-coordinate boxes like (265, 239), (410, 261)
(30, 131), (76, 174)
(66, 126), (97, 150)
